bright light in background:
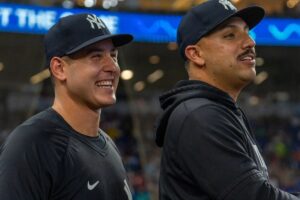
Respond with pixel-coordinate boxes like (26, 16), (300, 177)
(103, 0), (119, 9)
(30, 69), (50, 84)
(167, 42), (178, 51)
(248, 96), (260, 106)
(256, 57), (264, 67)
(110, 0), (118, 7)
(149, 55), (160, 64)
(134, 81), (145, 92)
(84, 0), (96, 7)
(287, 0), (299, 8)
(121, 69), (134, 80)
(147, 69), (164, 83)
(0, 62), (4, 72)
(231, 0), (240, 3)
(254, 71), (268, 85)
(62, 0), (74, 8)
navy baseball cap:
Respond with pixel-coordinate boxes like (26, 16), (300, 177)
(44, 13), (133, 67)
(177, 0), (265, 60)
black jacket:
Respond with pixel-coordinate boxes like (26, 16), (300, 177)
(155, 80), (299, 200)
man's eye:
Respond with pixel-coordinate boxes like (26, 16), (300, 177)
(111, 53), (118, 60)
(224, 33), (235, 38)
(92, 53), (102, 58)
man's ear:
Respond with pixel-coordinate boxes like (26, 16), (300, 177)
(49, 57), (67, 81)
(185, 45), (205, 66)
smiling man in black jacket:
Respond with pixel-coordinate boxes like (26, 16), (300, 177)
(155, 0), (300, 199)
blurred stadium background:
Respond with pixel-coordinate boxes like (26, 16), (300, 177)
(0, 0), (300, 199)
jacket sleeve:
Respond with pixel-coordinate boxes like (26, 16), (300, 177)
(176, 105), (299, 200)
(0, 124), (66, 200)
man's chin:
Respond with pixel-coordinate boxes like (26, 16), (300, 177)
(90, 99), (116, 110)
(239, 75), (256, 87)
(100, 99), (117, 108)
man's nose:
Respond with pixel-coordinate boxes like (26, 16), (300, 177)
(243, 33), (256, 49)
(102, 54), (119, 72)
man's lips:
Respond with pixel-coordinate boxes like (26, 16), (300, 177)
(238, 50), (256, 63)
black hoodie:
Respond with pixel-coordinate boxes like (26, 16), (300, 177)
(155, 80), (299, 200)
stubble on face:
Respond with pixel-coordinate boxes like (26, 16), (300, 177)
(194, 17), (257, 97)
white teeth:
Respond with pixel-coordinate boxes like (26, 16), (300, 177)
(243, 57), (251, 60)
(96, 80), (113, 88)
(241, 56), (253, 61)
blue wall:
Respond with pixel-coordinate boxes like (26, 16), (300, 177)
(0, 3), (299, 46)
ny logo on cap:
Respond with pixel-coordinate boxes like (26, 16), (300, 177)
(86, 14), (106, 30)
(219, 0), (236, 11)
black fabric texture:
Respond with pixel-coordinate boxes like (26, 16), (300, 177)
(0, 108), (131, 200)
(155, 80), (299, 200)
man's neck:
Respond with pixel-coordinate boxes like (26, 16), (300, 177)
(52, 98), (101, 137)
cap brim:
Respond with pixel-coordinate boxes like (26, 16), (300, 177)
(67, 34), (133, 55)
(231, 6), (265, 29)
(208, 6), (265, 36)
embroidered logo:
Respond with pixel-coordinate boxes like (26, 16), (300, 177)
(87, 180), (100, 190)
(218, 0), (236, 11)
(124, 179), (132, 200)
(86, 14), (106, 29)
